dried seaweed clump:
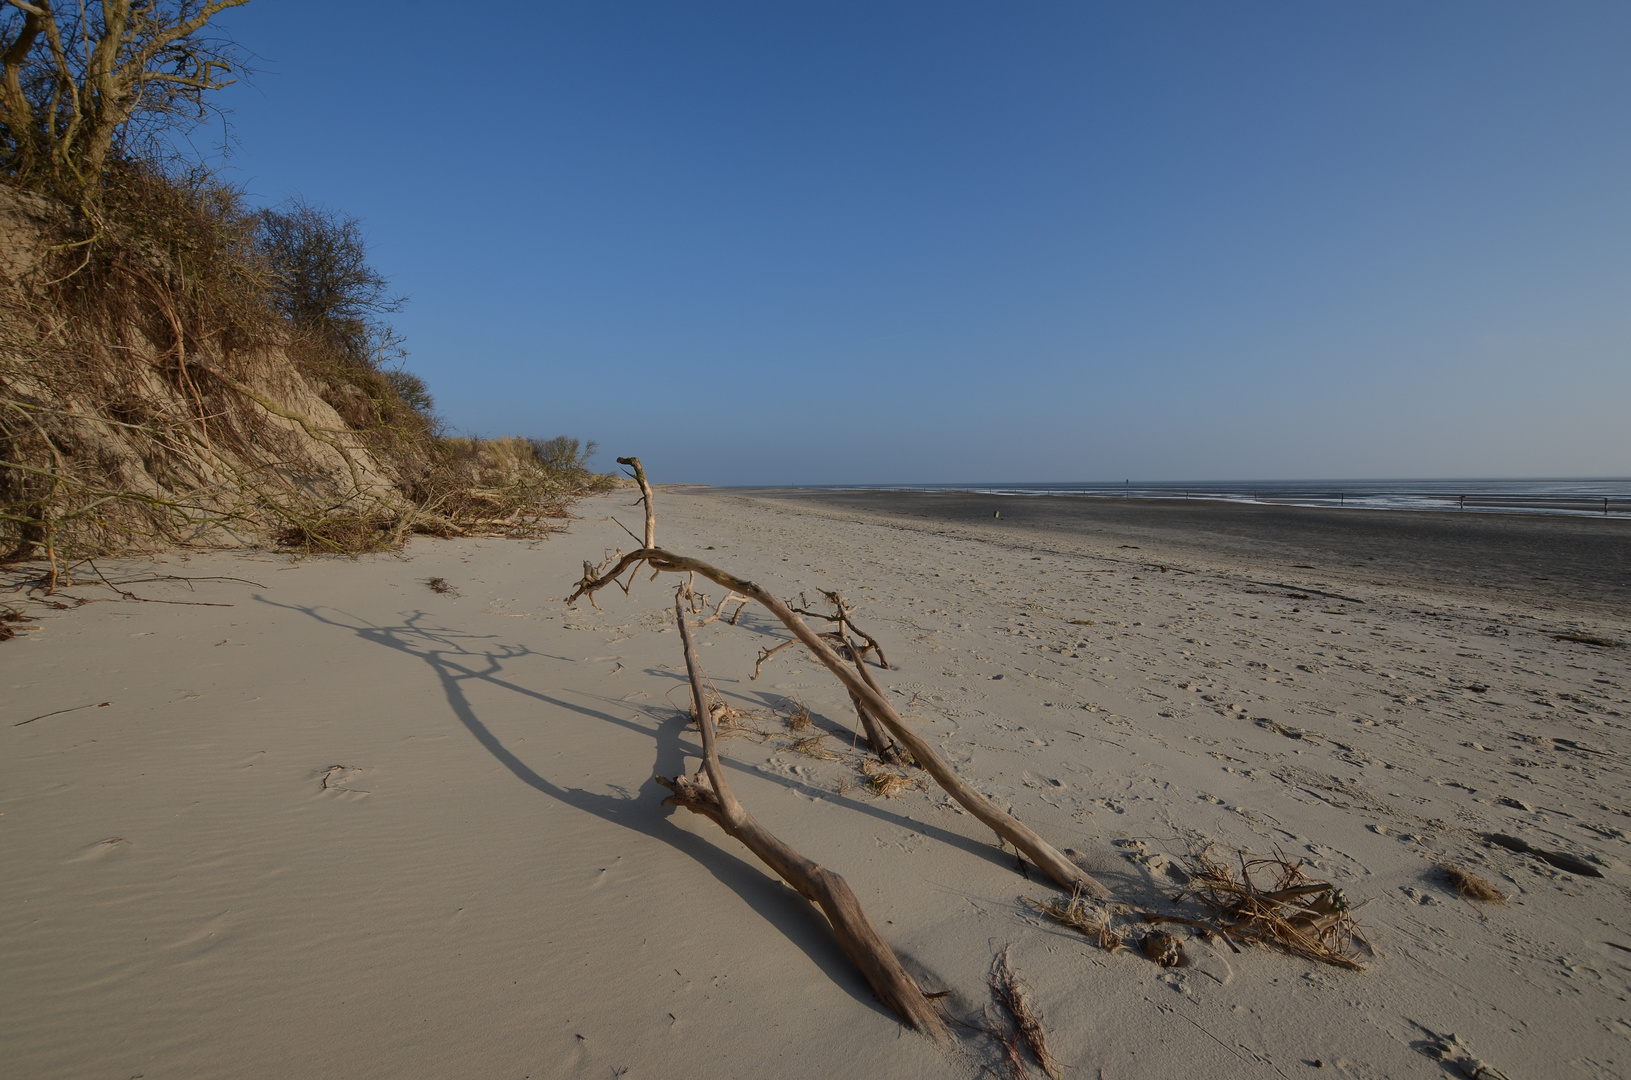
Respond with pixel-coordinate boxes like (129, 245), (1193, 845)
(1180, 846), (1369, 970)
(989, 948), (1062, 1080)
(1440, 863), (1506, 903)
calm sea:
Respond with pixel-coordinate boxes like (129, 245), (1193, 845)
(833, 479), (1631, 519)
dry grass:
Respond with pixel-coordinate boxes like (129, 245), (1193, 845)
(859, 759), (921, 799)
(1174, 846), (1368, 970)
(1023, 891), (1126, 952)
(790, 735), (836, 760)
(1440, 863), (1506, 903)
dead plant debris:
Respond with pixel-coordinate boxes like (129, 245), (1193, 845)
(859, 759), (921, 799)
(425, 576), (454, 594)
(790, 735), (836, 760)
(988, 948), (1061, 1080)
(1024, 891), (1127, 952)
(1139, 930), (1186, 967)
(14, 701), (111, 727)
(1161, 846), (1369, 970)
(1552, 632), (1621, 648)
(1439, 863), (1505, 903)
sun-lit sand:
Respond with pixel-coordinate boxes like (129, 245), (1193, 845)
(3, 489), (1628, 1078)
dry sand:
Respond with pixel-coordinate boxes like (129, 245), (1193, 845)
(3, 489), (1628, 1079)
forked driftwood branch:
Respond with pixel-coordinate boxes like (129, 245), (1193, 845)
(792, 590), (890, 669)
(751, 638), (798, 679)
(658, 593), (951, 1041)
(617, 455), (656, 548)
(678, 571), (749, 627)
(567, 457), (1108, 899)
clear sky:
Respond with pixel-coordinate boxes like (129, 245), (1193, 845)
(213, 1), (1630, 485)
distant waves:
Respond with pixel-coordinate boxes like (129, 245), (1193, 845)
(824, 479), (1631, 518)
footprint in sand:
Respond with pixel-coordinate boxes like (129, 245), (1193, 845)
(68, 836), (130, 862)
(317, 765), (370, 799)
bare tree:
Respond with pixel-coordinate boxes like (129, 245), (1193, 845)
(0, 0), (248, 200)
(257, 199), (405, 366)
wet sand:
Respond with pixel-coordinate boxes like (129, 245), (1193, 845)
(732, 488), (1631, 614)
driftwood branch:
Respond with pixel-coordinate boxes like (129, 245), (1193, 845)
(845, 637), (907, 764)
(847, 690), (906, 765)
(616, 455), (656, 548)
(792, 590), (889, 668)
(658, 593), (951, 1040)
(570, 543), (1108, 897)
(752, 638), (798, 679)
(693, 591), (750, 628)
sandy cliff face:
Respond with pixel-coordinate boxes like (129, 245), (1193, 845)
(0, 185), (411, 557)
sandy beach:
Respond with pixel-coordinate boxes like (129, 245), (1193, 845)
(4, 489), (1629, 1079)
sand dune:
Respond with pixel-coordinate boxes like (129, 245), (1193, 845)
(3, 490), (1628, 1078)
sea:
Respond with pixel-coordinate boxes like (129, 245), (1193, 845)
(834, 479), (1631, 519)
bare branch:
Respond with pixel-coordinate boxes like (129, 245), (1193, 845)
(615, 455), (655, 548)
(790, 590), (889, 668)
(751, 638), (797, 680)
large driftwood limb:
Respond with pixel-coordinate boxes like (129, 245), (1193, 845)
(616, 456), (656, 548)
(659, 594), (951, 1040)
(571, 547), (1110, 898)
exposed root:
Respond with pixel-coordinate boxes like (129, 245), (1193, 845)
(675, 570), (750, 626)
(751, 638), (798, 680)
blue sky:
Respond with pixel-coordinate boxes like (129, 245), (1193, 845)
(214, 2), (1630, 484)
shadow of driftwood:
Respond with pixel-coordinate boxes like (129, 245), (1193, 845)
(258, 597), (977, 1020)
